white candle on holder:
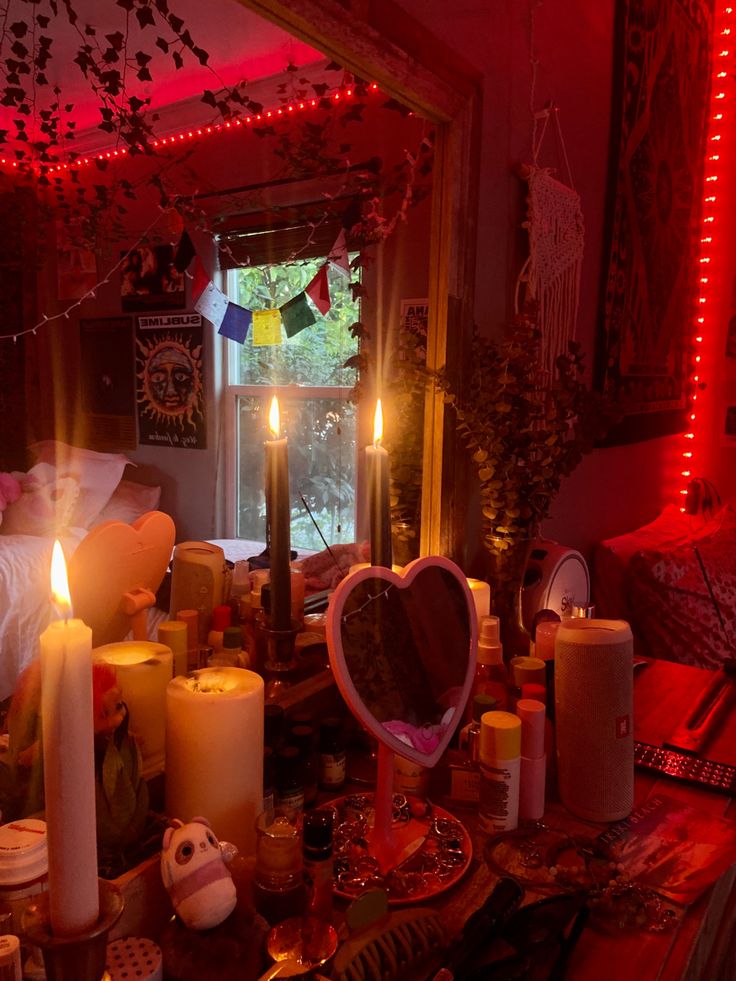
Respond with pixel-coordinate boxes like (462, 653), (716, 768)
(40, 541), (99, 936)
(93, 641), (173, 778)
(165, 667), (264, 856)
(366, 399), (392, 568)
(265, 396), (292, 631)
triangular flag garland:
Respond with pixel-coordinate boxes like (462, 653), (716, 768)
(252, 309), (283, 346)
(218, 303), (252, 344)
(177, 229), (349, 346)
(190, 255), (211, 304)
(281, 292), (317, 338)
(305, 264), (332, 316)
(173, 229), (196, 273)
(327, 229), (351, 277)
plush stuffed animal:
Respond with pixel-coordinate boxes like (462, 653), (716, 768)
(161, 818), (237, 930)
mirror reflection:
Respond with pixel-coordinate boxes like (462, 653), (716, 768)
(338, 566), (471, 754)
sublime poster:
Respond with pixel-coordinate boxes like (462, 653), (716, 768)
(136, 314), (206, 449)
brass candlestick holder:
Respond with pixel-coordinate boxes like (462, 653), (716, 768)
(22, 878), (124, 981)
(259, 616), (299, 701)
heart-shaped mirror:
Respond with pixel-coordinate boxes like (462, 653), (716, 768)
(326, 556), (478, 768)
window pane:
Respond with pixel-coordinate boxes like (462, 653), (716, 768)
(233, 258), (359, 387)
(237, 395), (356, 551)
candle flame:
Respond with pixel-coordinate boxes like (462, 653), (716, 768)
(373, 399), (384, 445)
(50, 540), (72, 617)
(269, 395), (280, 437)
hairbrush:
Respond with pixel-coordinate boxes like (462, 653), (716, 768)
(331, 890), (447, 981)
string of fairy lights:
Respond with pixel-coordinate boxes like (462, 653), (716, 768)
(0, 82), (382, 342)
(0, 82), (379, 176)
(680, 3), (735, 508)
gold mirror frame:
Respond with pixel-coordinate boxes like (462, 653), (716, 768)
(240, 0), (480, 561)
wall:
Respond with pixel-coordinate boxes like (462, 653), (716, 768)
(394, 0), (694, 561)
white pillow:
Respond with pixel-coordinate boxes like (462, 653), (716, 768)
(91, 480), (161, 526)
(1, 464), (80, 536)
(30, 441), (130, 529)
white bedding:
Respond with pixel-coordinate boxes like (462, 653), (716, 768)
(0, 530), (85, 701)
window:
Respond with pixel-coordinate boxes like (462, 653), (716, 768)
(222, 255), (360, 551)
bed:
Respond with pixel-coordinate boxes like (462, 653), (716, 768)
(592, 500), (736, 669)
(0, 442), (163, 701)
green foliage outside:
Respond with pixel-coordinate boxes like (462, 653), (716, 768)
(232, 258), (360, 550)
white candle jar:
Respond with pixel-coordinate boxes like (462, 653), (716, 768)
(0, 819), (49, 933)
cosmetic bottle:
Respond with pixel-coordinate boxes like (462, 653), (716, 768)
(508, 656), (546, 712)
(446, 694), (496, 807)
(265, 704), (285, 751)
(471, 615), (508, 711)
(302, 808), (334, 922)
(479, 711), (521, 833)
(516, 697), (546, 821)
(522, 681), (556, 790)
(275, 745), (304, 820)
(207, 604), (232, 653)
(253, 811), (305, 925)
(157, 620), (188, 676)
(289, 724), (318, 806)
(318, 718), (346, 792)
(263, 747), (275, 825)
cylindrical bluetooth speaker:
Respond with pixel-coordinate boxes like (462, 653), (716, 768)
(554, 619), (634, 822)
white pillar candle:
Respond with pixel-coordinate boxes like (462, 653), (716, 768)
(165, 667), (264, 856)
(93, 641), (173, 778)
(467, 578), (491, 625)
(40, 541), (99, 936)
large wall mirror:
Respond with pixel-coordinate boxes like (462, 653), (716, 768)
(237, 0), (480, 560)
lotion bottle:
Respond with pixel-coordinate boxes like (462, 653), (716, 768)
(479, 711), (521, 833)
(471, 615), (508, 711)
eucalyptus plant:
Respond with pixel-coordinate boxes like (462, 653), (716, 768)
(437, 313), (618, 560)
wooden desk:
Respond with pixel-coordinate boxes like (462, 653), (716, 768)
(429, 659), (736, 980)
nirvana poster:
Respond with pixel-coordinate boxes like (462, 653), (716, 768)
(596, 0), (715, 444)
(135, 314), (206, 449)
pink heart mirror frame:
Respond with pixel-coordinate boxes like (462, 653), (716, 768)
(326, 556), (478, 769)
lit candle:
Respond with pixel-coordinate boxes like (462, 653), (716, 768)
(265, 396), (292, 631)
(40, 541), (99, 936)
(467, 578), (491, 625)
(366, 399), (392, 568)
(165, 667), (264, 856)
(93, 641), (174, 778)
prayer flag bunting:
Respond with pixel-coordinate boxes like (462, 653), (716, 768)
(252, 309), (282, 346)
(328, 229), (350, 277)
(218, 302), (252, 344)
(194, 280), (229, 329)
(305, 264), (331, 316)
(281, 291), (317, 338)
(174, 229), (196, 272)
(190, 255), (210, 303)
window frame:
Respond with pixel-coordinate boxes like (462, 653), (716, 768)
(220, 265), (360, 544)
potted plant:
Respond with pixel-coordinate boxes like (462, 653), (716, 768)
(436, 312), (618, 655)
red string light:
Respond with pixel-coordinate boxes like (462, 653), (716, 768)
(0, 82), (381, 177)
(680, 4), (735, 509)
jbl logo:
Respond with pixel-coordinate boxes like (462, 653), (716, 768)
(616, 715), (630, 738)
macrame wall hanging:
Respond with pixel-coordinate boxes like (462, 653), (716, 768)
(515, 3), (586, 384)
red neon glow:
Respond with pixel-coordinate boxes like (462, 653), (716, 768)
(680, 3), (736, 507)
(0, 81), (381, 176)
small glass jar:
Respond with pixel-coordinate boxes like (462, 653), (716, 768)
(253, 812), (305, 925)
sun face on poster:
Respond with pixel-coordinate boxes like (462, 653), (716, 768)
(136, 333), (204, 428)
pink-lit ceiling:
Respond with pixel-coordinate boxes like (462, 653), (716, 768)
(0, 0), (323, 152)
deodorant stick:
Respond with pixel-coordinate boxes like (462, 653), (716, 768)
(479, 711), (521, 833)
(516, 698), (546, 821)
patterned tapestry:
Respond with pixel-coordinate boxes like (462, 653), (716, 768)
(596, 0), (715, 444)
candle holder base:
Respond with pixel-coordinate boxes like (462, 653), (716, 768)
(22, 879), (124, 981)
(259, 618), (299, 701)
